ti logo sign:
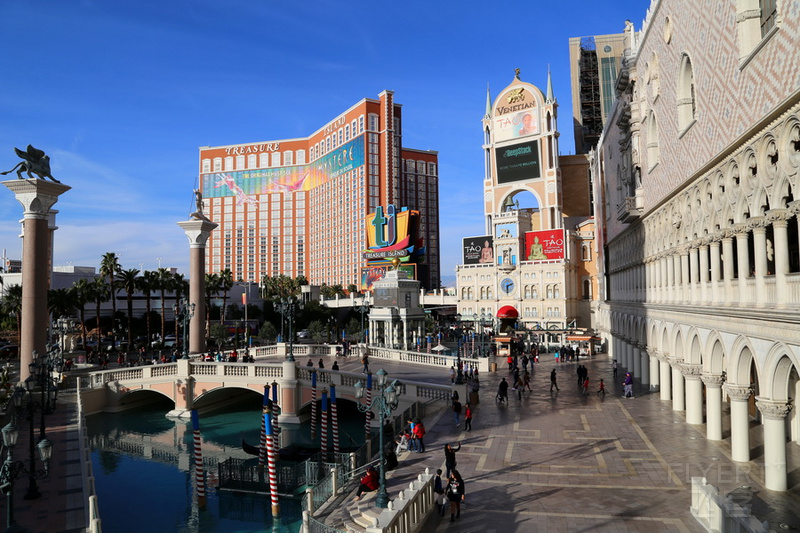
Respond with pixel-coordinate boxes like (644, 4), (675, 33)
(371, 205), (398, 248)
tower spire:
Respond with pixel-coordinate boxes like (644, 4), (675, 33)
(546, 66), (555, 103)
(484, 83), (492, 119)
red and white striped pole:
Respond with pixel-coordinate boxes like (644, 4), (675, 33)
(258, 385), (268, 469)
(330, 384), (339, 455)
(310, 370), (317, 440)
(190, 410), (206, 511)
(364, 372), (373, 443)
(320, 390), (328, 459)
(427, 337), (431, 353)
(264, 402), (280, 520)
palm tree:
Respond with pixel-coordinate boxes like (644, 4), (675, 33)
(171, 273), (188, 342)
(88, 277), (110, 346)
(219, 269), (233, 324)
(205, 273), (221, 335)
(137, 270), (158, 345)
(48, 287), (75, 322)
(71, 278), (92, 350)
(100, 253), (121, 347)
(1, 284), (22, 343)
(118, 268), (140, 349)
(154, 267), (173, 341)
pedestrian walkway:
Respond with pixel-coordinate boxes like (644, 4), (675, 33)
(326, 352), (800, 532)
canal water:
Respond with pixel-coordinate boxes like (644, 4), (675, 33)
(85, 395), (368, 532)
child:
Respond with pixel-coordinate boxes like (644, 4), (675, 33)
(597, 378), (606, 395)
(582, 376), (590, 396)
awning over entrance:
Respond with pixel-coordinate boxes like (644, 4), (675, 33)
(497, 305), (519, 318)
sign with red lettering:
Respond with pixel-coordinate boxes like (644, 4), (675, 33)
(524, 229), (565, 261)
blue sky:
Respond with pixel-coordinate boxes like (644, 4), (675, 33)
(0, 0), (650, 282)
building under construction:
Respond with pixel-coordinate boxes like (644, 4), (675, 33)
(568, 33), (627, 154)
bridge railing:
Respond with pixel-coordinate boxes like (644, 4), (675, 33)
(366, 346), (490, 373)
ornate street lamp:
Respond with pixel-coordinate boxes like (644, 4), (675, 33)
(173, 298), (196, 360)
(353, 368), (401, 508)
(276, 297), (303, 362)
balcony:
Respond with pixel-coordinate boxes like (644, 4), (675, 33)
(617, 194), (643, 223)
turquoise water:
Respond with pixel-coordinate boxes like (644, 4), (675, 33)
(86, 396), (367, 532)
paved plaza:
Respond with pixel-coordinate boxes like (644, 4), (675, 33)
(333, 353), (800, 532)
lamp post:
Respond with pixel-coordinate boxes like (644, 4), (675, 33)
(0, 420), (53, 532)
(52, 317), (77, 374)
(173, 298), (196, 360)
(354, 300), (369, 346)
(276, 297), (303, 362)
(353, 368), (401, 509)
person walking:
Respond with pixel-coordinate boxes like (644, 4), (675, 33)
(523, 371), (532, 392)
(446, 470), (465, 522)
(550, 368), (559, 391)
(434, 469), (446, 516)
(597, 378), (606, 395)
(444, 442), (460, 478)
(318, 359), (324, 369)
(613, 359), (618, 378)
(464, 403), (473, 431)
(623, 372), (634, 398)
(452, 398), (462, 426)
(449, 366), (456, 384)
(497, 377), (509, 403)
(412, 419), (426, 452)
(582, 375), (590, 396)
(361, 353), (370, 373)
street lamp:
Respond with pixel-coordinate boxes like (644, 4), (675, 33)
(52, 317), (77, 374)
(173, 298), (196, 360)
(353, 368), (401, 508)
(276, 297), (303, 362)
(354, 300), (369, 345)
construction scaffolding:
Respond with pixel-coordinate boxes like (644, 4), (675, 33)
(578, 37), (602, 153)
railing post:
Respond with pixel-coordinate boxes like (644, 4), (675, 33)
(302, 509), (310, 533)
(305, 487), (314, 515)
(331, 467), (338, 495)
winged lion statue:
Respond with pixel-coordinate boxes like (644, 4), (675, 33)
(1, 145), (60, 183)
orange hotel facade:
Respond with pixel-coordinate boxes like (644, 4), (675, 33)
(198, 90), (441, 290)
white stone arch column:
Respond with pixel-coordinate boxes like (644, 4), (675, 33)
(755, 398), (793, 491)
(680, 247), (690, 304)
(683, 365), (704, 424)
(725, 384), (754, 462)
(639, 343), (650, 386)
(671, 358), (686, 411)
(633, 342), (642, 380)
(751, 219), (768, 307)
(702, 373), (725, 441)
(721, 233), (735, 297)
(672, 253), (681, 304)
(768, 210), (790, 306)
(648, 349), (660, 391)
(659, 353), (672, 401)
(666, 252), (675, 302)
(709, 240), (721, 304)
(735, 228), (750, 304)
(698, 242), (709, 304)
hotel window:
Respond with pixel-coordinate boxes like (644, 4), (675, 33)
(296, 150), (306, 165)
(236, 155), (245, 170)
(368, 114), (379, 132)
(326, 137), (331, 152)
(359, 116), (365, 133)
(646, 110), (660, 171)
(202, 159), (211, 173)
(260, 153), (269, 167)
(213, 158), (222, 171)
(345, 125), (350, 141)
(338, 130), (343, 145)
(677, 54), (697, 134)
(271, 153), (281, 167)
(224, 157), (234, 171)
(428, 162), (437, 176)
(554, 286), (560, 298)
(248, 154), (257, 169)
(284, 151), (293, 166)
(761, 0), (778, 36)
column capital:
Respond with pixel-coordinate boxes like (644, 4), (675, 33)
(680, 364), (703, 380)
(788, 200), (800, 215)
(733, 223), (749, 237)
(676, 245), (690, 256)
(766, 208), (791, 225)
(3, 178), (71, 220)
(724, 383), (753, 401)
(701, 373), (725, 388)
(667, 354), (684, 365)
(655, 350), (669, 362)
(748, 216), (769, 231)
(755, 397), (793, 420)
(177, 218), (219, 247)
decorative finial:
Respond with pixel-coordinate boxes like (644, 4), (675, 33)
(514, 68), (521, 80)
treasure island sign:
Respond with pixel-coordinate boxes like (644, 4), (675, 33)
(361, 205), (424, 291)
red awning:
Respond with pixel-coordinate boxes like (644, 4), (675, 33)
(496, 305), (519, 318)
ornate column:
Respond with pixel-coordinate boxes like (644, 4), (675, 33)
(721, 233), (734, 303)
(679, 247), (690, 304)
(751, 218), (768, 307)
(639, 344), (650, 386)
(682, 365), (704, 424)
(725, 384), (753, 463)
(698, 242), (709, 304)
(670, 358), (685, 411)
(709, 240), (721, 304)
(633, 343), (642, 380)
(768, 209), (791, 306)
(755, 397), (793, 491)
(689, 246), (700, 304)
(659, 354), (672, 401)
(648, 349), (660, 392)
(666, 252), (675, 303)
(3, 179), (70, 382)
(178, 218), (218, 355)
(735, 228), (750, 305)
(701, 374), (725, 440)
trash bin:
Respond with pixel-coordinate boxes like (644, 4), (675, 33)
(469, 391), (480, 405)
(489, 362), (497, 372)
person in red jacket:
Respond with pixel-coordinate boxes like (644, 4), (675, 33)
(412, 419), (426, 452)
(354, 466), (379, 500)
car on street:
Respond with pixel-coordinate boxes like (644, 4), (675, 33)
(298, 330), (310, 339)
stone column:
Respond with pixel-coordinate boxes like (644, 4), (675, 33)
(735, 229), (750, 304)
(659, 355), (672, 401)
(672, 253), (681, 303)
(702, 374), (725, 441)
(698, 243), (709, 304)
(639, 345), (650, 387)
(633, 344), (642, 381)
(279, 360), (301, 424)
(671, 359), (685, 411)
(682, 365), (704, 424)
(3, 179), (70, 383)
(751, 220), (768, 307)
(177, 218), (218, 355)
(680, 248), (690, 304)
(689, 247), (700, 304)
(648, 350), (659, 392)
(666, 253), (675, 303)
(768, 210), (790, 306)
(726, 384), (753, 463)
(755, 397), (792, 491)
